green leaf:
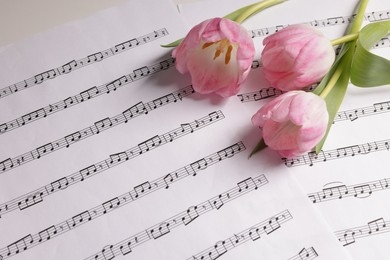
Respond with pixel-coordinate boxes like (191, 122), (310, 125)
(223, 3), (258, 21)
(351, 20), (390, 87)
(161, 38), (183, 48)
(248, 138), (267, 158)
(315, 44), (354, 153)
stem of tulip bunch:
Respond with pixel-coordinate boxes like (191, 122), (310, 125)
(235, 0), (287, 24)
(319, 67), (344, 98)
(331, 32), (359, 46)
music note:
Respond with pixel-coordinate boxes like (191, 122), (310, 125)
(181, 206), (199, 225)
(94, 117), (113, 134)
(79, 86), (100, 102)
(327, 16), (345, 24)
(0, 158), (14, 172)
(189, 159), (208, 175)
(339, 230), (356, 246)
(163, 173), (175, 189)
(132, 66), (150, 79)
(137, 135), (163, 154)
(21, 108), (47, 125)
(368, 218), (386, 234)
(321, 184), (348, 200)
(353, 184), (372, 198)
(35, 143), (55, 159)
(263, 216), (281, 234)
(50, 177), (69, 192)
(6, 235), (34, 256)
(87, 52), (104, 63)
(149, 222), (170, 239)
(63, 96), (75, 109)
(79, 165), (98, 181)
(64, 131), (82, 147)
(17, 191), (44, 210)
(38, 226), (58, 242)
(102, 198), (121, 214)
(67, 211), (92, 228)
(248, 227), (261, 241)
(119, 241), (132, 256)
(212, 241), (228, 258)
(108, 152), (129, 165)
(101, 245), (115, 260)
(211, 194), (224, 210)
(134, 182), (152, 198)
(61, 60), (78, 73)
(237, 177), (257, 192)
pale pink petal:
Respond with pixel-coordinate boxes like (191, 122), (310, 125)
(173, 18), (254, 97)
(251, 91), (329, 159)
(261, 24), (335, 91)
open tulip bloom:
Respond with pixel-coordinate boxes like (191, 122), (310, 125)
(173, 18), (255, 97)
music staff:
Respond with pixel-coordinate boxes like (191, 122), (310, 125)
(336, 217), (389, 246)
(0, 29), (168, 100)
(83, 174), (269, 260)
(287, 247), (318, 260)
(308, 178), (390, 204)
(334, 100), (390, 122)
(0, 142), (245, 259)
(0, 111), (224, 219)
(249, 9), (390, 38)
(188, 210), (292, 260)
(283, 138), (390, 167)
(0, 57), (175, 135)
(0, 86), (194, 173)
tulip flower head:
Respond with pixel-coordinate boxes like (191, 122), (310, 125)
(172, 18), (255, 97)
(251, 91), (329, 158)
(261, 24), (335, 91)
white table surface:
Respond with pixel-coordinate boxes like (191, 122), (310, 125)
(0, 0), (199, 47)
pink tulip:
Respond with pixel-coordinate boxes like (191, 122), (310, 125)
(172, 18), (255, 97)
(251, 91), (328, 158)
(261, 24), (335, 91)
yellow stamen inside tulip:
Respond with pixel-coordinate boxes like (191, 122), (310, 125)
(202, 39), (234, 65)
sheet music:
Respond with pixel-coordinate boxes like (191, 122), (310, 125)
(180, 0), (390, 259)
(0, 0), (386, 259)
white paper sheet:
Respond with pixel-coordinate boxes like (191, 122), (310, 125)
(180, 0), (390, 259)
(0, 0), (386, 259)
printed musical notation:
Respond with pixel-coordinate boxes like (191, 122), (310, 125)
(237, 37), (390, 103)
(308, 178), (390, 204)
(0, 28), (168, 100)
(0, 86), (195, 173)
(83, 174), (268, 260)
(188, 210), (292, 260)
(336, 217), (390, 246)
(0, 111), (224, 219)
(248, 9), (390, 38)
(283, 138), (390, 167)
(0, 57), (175, 135)
(0, 142), (245, 259)
(287, 247), (318, 260)
(334, 100), (390, 122)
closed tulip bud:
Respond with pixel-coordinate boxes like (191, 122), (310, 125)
(251, 91), (328, 158)
(261, 24), (335, 91)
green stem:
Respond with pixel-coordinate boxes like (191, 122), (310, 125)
(331, 32), (359, 46)
(319, 66), (344, 98)
(235, 0), (286, 24)
(349, 0), (369, 34)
